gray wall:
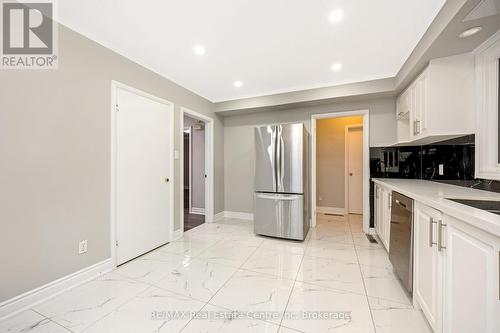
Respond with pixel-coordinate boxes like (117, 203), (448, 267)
(0, 24), (224, 302)
(223, 97), (396, 213)
(316, 117), (363, 209)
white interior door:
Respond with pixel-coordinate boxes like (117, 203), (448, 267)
(347, 127), (363, 214)
(116, 87), (172, 265)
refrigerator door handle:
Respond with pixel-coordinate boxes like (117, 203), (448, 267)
(255, 193), (302, 201)
(273, 126), (280, 191)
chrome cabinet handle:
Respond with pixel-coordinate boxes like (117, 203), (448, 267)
(429, 218), (437, 247)
(415, 120), (421, 134)
(438, 219), (446, 251)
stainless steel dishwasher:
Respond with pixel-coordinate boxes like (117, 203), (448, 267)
(389, 191), (414, 295)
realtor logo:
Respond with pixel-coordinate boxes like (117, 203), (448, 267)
(1, 0), (58, 69)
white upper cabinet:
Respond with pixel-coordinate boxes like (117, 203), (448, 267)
(396, 53), (475, 145)
(475, 31), (500, 180)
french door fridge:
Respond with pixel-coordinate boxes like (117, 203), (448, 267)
(254, 123), (309, 240)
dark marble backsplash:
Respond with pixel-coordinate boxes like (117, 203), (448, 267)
(370, 135), (500, 193)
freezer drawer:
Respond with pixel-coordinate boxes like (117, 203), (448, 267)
(254, 193), (305, 240)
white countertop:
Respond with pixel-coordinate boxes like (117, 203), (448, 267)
(372, 178), (500, 237)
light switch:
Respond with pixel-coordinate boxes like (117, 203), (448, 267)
(174, 150), (180, 160)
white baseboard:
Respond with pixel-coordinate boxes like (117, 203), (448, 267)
(190, 207), (205, 215)
(0, 258), (113, 321)
(316, 206), (346, 215)
(172, 229), (183, 241)
(213, 211), (225, 221)
(223, 211), (254, 220)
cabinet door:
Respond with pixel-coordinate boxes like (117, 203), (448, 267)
(382, 188), (391, 251)
(415, 71), (428, 136)
(444, 216), (500, 333)
(414, 203), (443, 332)
(374, 185), (384, 243)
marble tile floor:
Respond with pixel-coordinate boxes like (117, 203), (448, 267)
(0, 214), (432, 333)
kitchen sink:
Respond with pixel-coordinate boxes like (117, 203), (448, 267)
(447, 198), (500, 215)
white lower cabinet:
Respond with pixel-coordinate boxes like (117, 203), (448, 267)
(374, 184), (391, 251)
(443, 215), (500, 333)
(414, 203), (500, 333)
(414, 202), (444, 333)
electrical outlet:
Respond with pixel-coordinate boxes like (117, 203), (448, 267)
(439, 164), (444, 176)
(78, 240), (88, 254)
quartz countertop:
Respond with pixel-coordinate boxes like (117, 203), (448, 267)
(372, 178), (500, 237)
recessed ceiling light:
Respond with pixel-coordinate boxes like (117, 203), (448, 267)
(459, 26), (482, 38)
(193, 45), (206, 56)
(328, 9), (343, 23)
(331, 63), (342, 71)
(233, 81), (243, 88)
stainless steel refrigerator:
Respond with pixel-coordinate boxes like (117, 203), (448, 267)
(254, 123), (309, 240)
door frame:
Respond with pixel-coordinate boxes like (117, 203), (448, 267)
(110, 80), (175, 268)
(311, 109), (371, 234)
(183, 127), (193, 215)
(345, 124), (363, 214)
(179, 107), (214, 237)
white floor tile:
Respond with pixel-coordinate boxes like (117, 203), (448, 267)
(259, 238), (308, 255)
(83, 286), (205, 333)
(296, 256), (365, 294)
(281, 282), (375, 333)
(209, 270), (294, 323)
(368, 297), (432, 333)
(114, 252), (191, 284)
(241, 247), (303, 279)
(5, 216), (431, 333)
(158, 238), (218, 257)
(196, 240), (258, 268)
(360, 265), (412, 305)
(154, 258), (238, 302)
(304, 239), (357, 262)
(181, 304), (280, 333)
(355, 247), (393, 269)
(33, 273), (150, 332)
(0, 310), (70, 333)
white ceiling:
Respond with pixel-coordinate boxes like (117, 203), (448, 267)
(58, 0), (446, 102)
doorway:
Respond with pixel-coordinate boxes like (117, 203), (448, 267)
(111, 81), (174, 266)
(311, 110), (370, 233)
(183, 115), (206, 231)
(179, 107), (214, 237)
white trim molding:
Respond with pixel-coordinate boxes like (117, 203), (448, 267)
(213, 211), (225, 221)
(213, 211), (254, 220)
(0, 259), (113, 321)
(311, 109), (370, 233)
(316, 206), (346, 215)
(172, 229), (183, 241)
(190, 207), (206, 215)
(224, 211), (254, 220)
